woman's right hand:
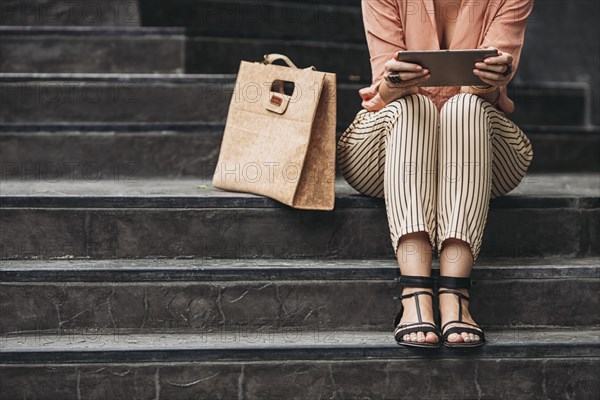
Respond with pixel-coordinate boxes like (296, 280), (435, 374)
(379, 53), (430, 104)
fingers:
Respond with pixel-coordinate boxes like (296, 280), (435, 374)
(475, 62), (508, 74)
(473, 68), (506, 83)
(385, 69), (429, 85)
(483, 52), (513, 66)
(385, 71), (430, 88)
(480, 50), (513, 83)
(385, 58), (423, 73)
(359, 86), (377, 101)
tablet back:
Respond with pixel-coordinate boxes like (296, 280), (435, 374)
(396, 49), (498, 87)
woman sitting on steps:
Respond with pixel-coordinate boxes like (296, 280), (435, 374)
(337, 0), (534, 347)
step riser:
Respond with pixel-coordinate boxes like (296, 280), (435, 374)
(0, 131), (224, 180)
(0, 81), (588, 128)
(0, 35), (185, 74)
(1, 0), (361, 34)
(1, 359), (598, 399)
(1, 131), (598, 179)
(1, 208), (598, 259)
(0, 34), (592, 127)
(138, 1), (365, 42)
(1, 278), (598, 334)
(0, 35), (370, 79)
(0, 0), (140, 26)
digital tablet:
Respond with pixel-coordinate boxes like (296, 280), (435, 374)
(395, 49), (499, 87)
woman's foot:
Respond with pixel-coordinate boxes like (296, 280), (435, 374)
(395, 287), (440, 345)
(438, 287), (482, 344)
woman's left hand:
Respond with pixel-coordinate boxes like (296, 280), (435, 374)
(473, 47), (514, 87)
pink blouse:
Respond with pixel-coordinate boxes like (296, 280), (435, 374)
(360, 0), (534, 114)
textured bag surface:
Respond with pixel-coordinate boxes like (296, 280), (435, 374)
(212, 54), (337, 210)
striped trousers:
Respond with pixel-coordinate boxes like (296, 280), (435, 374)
(337, 93), (534, 261)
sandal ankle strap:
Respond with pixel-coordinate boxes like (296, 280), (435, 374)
(438, 289), (470, 302)
(437, 276), (472, 290)
(399, 275), (434, 289)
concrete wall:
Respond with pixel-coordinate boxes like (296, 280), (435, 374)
(515, 0), (600, 126)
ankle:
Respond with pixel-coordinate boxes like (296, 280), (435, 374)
(439, 287), (469, 296)
(402, 287), (433, 295)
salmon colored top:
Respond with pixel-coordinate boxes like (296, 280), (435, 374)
(360, 0), (534, 114)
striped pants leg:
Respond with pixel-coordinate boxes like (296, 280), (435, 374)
(336, 93), (534, 261)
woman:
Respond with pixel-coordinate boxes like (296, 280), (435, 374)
(337, 0), (534, 348)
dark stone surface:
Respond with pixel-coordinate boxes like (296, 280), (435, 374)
(507, 83), (587, 126)
(478, 208), (584, 259)
(1, 359), (597, 400)
(2, 329), (599, 360)
(585, 210), (600, 256)
(0, 0), (141, 26)
(0, 28), (185, 74)
(138, 0), (365, 42)
(0, 174), (598, 259)
(0, 75), (238, 124)
(0, 207), (392, 259)
(0, 75), (588, 130)
(1, 126), (598, 179)
(0, 207), (599, 259)
(526, 131), (600, 173)
(0, 273), (598, 333)
(0, 27), (370, 80)
(517, 1), (600, 125)
(0, 127), (225, 179)
(2, 1), (598, 125)
(1, 174), (598, 209)
(183, 32), (370, 82)
(2, 258), (599, 282)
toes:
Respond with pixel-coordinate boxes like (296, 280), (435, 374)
(403, 334), (410, 342)
(448, 333), (462, 342)
(416, 331), (426, 343)
(410, 333), (418, 342)
(461, 332), (471, 342)
(425, 332), (439, 343)
(474, 334), (480, 341)
(469, 333), (476, 342)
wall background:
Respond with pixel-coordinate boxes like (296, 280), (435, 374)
(515, 0), (600, 126)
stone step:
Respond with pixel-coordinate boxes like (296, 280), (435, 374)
(1, 329), (598, 399)
(0, 27), (187, 74)
(137, 0), (365, 42)
(0, 0), (361, 28)
(0, 27), (371, 79)
(1, 124), (598, 179)
(0, 74), (588, 128)
(1, 175), (598, 259)
(0, 0), (141, 26)
(1, 258), (598, 334)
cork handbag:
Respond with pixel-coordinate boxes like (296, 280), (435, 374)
(212, 54), (337, 210)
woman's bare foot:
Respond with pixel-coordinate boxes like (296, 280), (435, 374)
(395, 287), (440, 344)
(438, 287), (482, 343)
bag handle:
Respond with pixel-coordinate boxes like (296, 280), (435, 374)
(260, 53), (316, 71)
(259, 53), (317, 115)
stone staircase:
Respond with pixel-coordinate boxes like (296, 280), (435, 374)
(1, 1), (599, 399)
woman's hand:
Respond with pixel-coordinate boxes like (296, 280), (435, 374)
(379, 53), (430, 104)
(473, 47), (514, 87)
(461, 47), (513, 107)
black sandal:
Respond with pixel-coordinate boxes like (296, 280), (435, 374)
(438, 276), (485, 348)
(393, 275), (442, 348)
